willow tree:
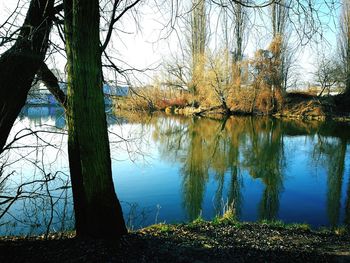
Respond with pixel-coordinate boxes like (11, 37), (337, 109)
(64, 0), (127, 238)
(0, 0), (55, 152)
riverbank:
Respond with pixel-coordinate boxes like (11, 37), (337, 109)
(0, 220), (349, 262)
(115, 92), (350, 121)
(273, 92), (350, 122)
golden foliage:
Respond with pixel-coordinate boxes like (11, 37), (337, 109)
(269, 35), (283, 58)
(256, 88), (274, 114)
(119, 38), (288, 115)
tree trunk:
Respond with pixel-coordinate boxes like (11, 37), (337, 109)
(270, 0), (288, 93)
(233, 2), (244, 63)
(64, 0), (127, 239)
(0, 0), (54, 152)
(191, 0), (206, 92)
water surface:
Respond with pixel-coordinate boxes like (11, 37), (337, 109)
(0, 106), (349, 235)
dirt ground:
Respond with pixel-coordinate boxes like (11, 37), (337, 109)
(0, 222), (349, 263)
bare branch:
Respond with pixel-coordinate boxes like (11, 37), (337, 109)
(101, 0), (142, 52)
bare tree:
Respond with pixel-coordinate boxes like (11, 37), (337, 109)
(191, 0), (207, 92)
(215, 0), (248, 86)
(339, 0), (350, 97)
(270, 0), (291, 93)
(231, 0), (247, 63)
(314, 54), (339, 97)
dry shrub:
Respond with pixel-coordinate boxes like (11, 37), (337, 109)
(115, 95), (150, 111)
(157, 97), (188, 109)
(168, 97), (188, 107)
(196, 50), (236, 108)
(228, 86), (255, 112)
(115, 84), (193, 112)
(269, 35), (282, 58)
(256, 88), (273, 114)
(198, 88), (221, 107)
(274, 89), (284, 110)
(143, 38), (289, 115)
(191, 53), (207, 95)
(157, 99), (167, 109)
(255, 88), (284, 114)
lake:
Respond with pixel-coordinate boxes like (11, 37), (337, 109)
(0, 105), (349, 235)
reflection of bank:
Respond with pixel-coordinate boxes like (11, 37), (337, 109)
(20, 105), (66, 129)
(20, 105), (128, 129)
(152, 115), (350, 228)
(3, 111), (350, 234)
(27, 83), (129, 106)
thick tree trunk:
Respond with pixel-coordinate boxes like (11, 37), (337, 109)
(0, 0), (54, 152)
(64, 0), (127, 239)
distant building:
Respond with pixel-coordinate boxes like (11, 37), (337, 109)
(27, 83), (129, 105)
(103, 84), (129, 97)
(26, 93), (58, 105)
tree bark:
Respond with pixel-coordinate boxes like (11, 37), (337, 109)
(0, 0), (55, 152)
(37, 63), (67, 108)
(64, 0), (127, 239)
(233, 2), (244, 63)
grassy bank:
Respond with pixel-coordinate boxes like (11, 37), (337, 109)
(0, 218), (349, 262)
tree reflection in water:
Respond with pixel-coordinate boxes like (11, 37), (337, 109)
(152, 115), (350, 227)
(311, 127), (348, 228)
(2, 109), (350, 235)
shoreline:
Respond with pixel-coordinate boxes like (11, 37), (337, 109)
(117, 106), (350, 123)
(115, 92), (350, 122)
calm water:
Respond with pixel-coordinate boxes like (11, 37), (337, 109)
(0, 105), (349, 235)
